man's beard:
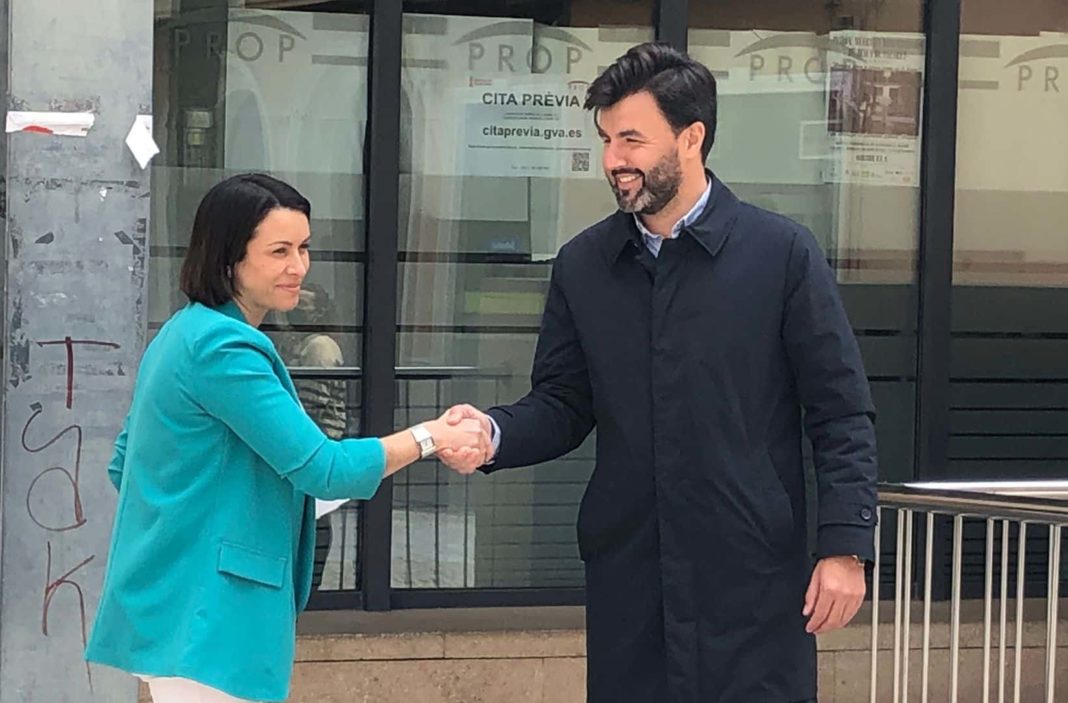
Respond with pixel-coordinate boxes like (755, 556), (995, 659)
(609, 150), (683, 215)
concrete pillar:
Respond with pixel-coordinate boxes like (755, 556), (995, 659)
(1, 0), (152, 700)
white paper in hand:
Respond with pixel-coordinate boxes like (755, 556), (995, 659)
(315, 499), (350, 519)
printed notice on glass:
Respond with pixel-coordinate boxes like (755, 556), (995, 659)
(458, 77), (597, 178)
(822, 31), (925, 186)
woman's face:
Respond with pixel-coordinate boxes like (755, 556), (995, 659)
(232, 207), (310, 326)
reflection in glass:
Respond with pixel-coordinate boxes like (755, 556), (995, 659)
(685, 4), (925, 483)
(151, 1), (369, 592)
(394, 3), (653, 588)
(948, 2), (1068, 481)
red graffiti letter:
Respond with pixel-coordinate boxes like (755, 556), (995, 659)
(36, 337), (120, 409)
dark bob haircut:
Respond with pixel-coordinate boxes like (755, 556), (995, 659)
(584, 42), (718, 161)
(180, 173), (311, 307)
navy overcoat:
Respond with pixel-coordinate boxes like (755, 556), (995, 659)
(486, 174), (878, 703)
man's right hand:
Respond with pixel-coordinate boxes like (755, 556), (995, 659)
(438, 404), (494, 474)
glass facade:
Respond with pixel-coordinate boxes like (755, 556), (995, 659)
(392, 3), (653, 590)
(152, 1), (371, 592)
(688, 0), (926, 484)
(147, 0), (1068, 609)
(949, 0), (1068, 479)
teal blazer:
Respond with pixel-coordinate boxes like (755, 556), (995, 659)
(86, 301), (385, 701)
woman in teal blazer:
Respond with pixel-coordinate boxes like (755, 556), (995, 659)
(85, 174), (489, 703)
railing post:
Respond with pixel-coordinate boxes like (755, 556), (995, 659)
(871, 506), (882, 703)
(922, 511), (934, 703)
(1044, 524), (1061, 703)
(998, 519), (1009, 703)
(1013, 522), (1027, 703)
(894, 510), (905, 703)
(950, 514), (963, 703)
(983, 517), (994, 703)
(902, 510), (914, 703)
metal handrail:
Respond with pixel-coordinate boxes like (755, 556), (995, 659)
(902, 480), (1068, 497)
(872, 480), (1067, 703)
(878, 481), (1068, 523)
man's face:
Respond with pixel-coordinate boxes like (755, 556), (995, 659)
(596, 91), (684, 215)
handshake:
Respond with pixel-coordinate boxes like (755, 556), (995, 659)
(420, 404), (495, 475)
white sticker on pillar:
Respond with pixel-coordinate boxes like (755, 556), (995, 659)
(125, 115), (160, 169)
(5, 111), (96, 136)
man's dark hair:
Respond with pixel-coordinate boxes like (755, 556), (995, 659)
(584, 42), (718, 161)
(180, 173), (311, 306)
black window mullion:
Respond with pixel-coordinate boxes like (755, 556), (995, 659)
(359, 0), (403, 612)
(915, 0), (961, 482)
(916, 0), (961, 602)
(656, 0), (689, 52)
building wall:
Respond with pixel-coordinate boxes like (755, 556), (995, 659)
(147, 606), (1068, 703)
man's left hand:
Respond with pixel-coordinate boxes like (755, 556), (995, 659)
(802, 555), (866, 635)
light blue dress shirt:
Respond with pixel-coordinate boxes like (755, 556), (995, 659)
(633, 177), (713, 257)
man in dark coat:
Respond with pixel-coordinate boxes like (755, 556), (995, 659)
(440, 42), (877, 703)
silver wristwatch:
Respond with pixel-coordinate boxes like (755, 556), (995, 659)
(410, 423), (436, 459)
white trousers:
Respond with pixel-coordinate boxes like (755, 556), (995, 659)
(142, 676), (260, 703)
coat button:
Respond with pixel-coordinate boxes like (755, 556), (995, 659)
(860, 507), (873, 521)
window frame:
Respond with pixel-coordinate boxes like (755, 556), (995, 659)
(301, 0), (964, 611)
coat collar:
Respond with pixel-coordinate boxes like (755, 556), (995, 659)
(214, 299), (250, 324)
(600, 170), (741, 266)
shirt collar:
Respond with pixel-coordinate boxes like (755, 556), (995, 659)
(632, 176), (713, 243)
(601, 171), (741, 265)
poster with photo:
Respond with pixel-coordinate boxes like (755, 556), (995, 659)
(823, 32), (925, 186)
